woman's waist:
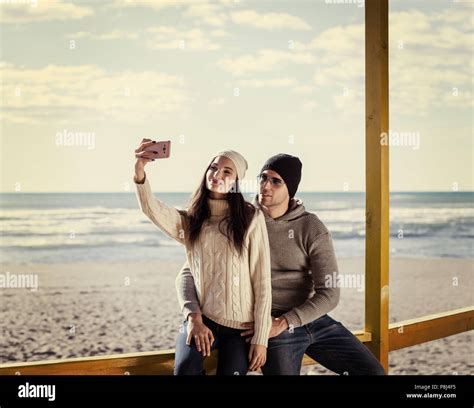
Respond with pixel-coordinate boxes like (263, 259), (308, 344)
(203, 312), (253, 331)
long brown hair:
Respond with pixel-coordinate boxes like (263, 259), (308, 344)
(187, 159), (256, 256)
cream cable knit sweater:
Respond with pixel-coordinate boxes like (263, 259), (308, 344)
(135, 175), (272, 346)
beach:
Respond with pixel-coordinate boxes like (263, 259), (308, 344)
(1, 257), (472, 375)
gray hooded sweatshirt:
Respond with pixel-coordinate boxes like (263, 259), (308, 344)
(175, 197), (340, 328)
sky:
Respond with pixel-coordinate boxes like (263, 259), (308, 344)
(0, 0), (472, 192)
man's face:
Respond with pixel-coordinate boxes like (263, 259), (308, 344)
(258, 169), (290, 208)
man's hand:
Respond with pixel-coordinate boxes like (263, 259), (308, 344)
(240, 317), (290, 342)
(186, 313), (215, 357)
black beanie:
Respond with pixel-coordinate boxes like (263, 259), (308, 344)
(260, 154), (302, 198)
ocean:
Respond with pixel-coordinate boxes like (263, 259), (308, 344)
(0, 191), (472, 264)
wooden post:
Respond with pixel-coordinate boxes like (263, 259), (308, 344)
(364, 0), (390, 373)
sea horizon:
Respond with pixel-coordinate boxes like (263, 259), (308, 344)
(1, 191), (472, 264)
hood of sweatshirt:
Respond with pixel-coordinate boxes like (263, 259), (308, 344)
(253, 194), (307, 222)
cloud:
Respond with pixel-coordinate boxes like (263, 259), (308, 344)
(313, 55), (364, 86)
(301, 100), (318, 112)
(111, 2), (310, 31)
(208, 97), (225, 107)
(0, 63), (191, 124)
(111, 0), (235, 27)
(113, 0), (235, 9)
(218, 49), (315, 76)
(292, 7), (473, 114)
(297, 23), (363, 54)
(0, 0), (93, 23)
(65, 26), (227, 48)
(111, 0), (190, 11)
(66, 30), (140, 41)
(146, 26), (221, 50)
(236, 77), (298, 88)
(293, 23), (364, 92)
(332, 88), (363, 114)
(390, 9), (473, 51)
(390, 8), (473, 113)
(291, 85), (316, 95)
(184, 3), (228, 27)
(210, 29), (228, 37)
(230, 9), (311, 31)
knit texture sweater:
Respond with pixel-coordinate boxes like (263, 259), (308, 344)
(176, 197), (340, 329)
(135, 175), (272, 346)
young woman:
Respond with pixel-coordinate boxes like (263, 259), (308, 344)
(133, 138), (272, 375)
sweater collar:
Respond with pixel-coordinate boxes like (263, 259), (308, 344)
(208, 198), (229, 217)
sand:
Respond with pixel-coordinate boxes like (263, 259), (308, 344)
(1, 258), (472, 375)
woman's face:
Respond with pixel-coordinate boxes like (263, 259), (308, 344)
(206, 156), (237, 196)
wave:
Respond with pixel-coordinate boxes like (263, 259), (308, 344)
(2, 205), (472, 223)
(1, 238), (181, 250)
(0, 203), (472, 252)
(2, 222), (471, 244)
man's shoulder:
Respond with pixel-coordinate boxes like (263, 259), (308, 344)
(298, 212), (330, 239)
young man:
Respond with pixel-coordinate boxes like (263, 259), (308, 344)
(176, 154), (385, 375)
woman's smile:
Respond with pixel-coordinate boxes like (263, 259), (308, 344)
(210, 178), (222, 186)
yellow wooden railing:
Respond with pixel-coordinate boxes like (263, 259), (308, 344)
(0, 308), (471, 375)
(0, 0), (472, 376)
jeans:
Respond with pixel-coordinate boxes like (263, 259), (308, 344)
(261, 314), (386, 375)
(174, 315), (250, 375)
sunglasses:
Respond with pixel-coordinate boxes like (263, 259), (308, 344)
(258, 174), (285, 186)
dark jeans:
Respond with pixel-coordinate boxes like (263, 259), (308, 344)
(261, 314), (386, 375)
(174, 315), (250, 375)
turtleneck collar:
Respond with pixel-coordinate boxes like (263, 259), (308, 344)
(208, 198), (229, 217)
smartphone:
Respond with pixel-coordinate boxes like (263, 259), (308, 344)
(143, 140), (171, 159)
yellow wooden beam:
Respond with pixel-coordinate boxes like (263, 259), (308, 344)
(2, 308), (472, 376)
(0, 331), (371, 375)
(364, 0), (390, 373)
(0, 349), (217, 376)
(388, 307), (474, 351)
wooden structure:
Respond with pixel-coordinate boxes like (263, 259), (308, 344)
(0, 0), (472, 376)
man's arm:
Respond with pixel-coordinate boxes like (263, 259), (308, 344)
(175, 260), (202, 320)
(282, 231), (340, 328)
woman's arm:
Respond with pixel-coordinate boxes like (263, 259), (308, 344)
(248, 210), (272, 347)
(134, 138), (187, 245)
(134, 173), (187, 245)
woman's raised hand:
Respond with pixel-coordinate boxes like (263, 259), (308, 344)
(134, 138), (157, 183)
(135, 138), (157, 165)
